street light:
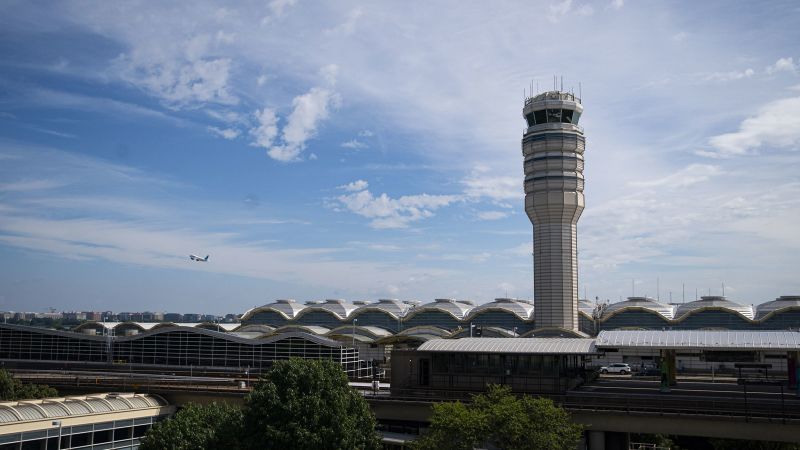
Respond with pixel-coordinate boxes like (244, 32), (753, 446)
(352, 319), (358, 348)
(352, 318), (359, 377)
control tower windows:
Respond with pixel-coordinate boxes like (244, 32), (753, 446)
(526, 109), (581, 126)
(534, 109), (547, 125)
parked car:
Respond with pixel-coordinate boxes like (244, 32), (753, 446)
(634, 366), (661, 376)
(599, 363), (631, 375)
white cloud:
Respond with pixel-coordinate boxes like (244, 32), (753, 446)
(672, 31), (689, 42)
(358, 130), (374, 137)
(341, 139), (368, 149)
(547, 0), (573, 22)
(326, 8), (364, 35)
(706, 96), (800, 157)
(114, 53), (237, 108)
(0, 180), (65, 192)
(610, 0), (624, 9)
(629, 164), (723, 188)
(250, 108), (279, 149)
(766, 57), (797, 75)
(208, 126), (240, 140)
(257, 75), (268, 86)
(251, 66), (341, 162)
(267, 0), (297, 19)
(463, 167), (520, 202)
(477, 211), (508, 220)
(335, 187), (460, 229)
(338, 179), (368, 192)
(703, 68), (754, 82)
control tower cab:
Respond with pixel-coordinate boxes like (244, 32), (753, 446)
(522, 90), (585, 334)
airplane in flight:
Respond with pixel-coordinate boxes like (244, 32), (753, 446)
(189, 254), (209, 262)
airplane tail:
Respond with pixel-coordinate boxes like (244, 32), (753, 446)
(204, 255), (209, 261)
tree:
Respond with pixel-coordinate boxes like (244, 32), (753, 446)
(414, 385), (583, 450)
(138, 402), (243, 450)
(0, 369), (58, 401)
(242, 358), (381, 450)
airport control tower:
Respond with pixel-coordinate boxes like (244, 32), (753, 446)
(522, 89), (584, 333)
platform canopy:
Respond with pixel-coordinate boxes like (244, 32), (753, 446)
(417, 337), (597, 354)
(596, 330), (800, 351)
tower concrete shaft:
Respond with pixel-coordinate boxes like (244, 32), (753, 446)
(522, 90), (584, 332)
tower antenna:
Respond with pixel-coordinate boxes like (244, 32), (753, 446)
(657, 277), (660, 301)
(579, 82), (582, 101)
(560, 75), (563, 92)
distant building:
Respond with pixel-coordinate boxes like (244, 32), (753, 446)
(84, 311), (103, 321)
(164, 313), (183, 322)
(183, 313), (201, 322)
(62, 311), (87, 321)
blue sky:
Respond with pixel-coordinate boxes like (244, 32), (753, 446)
(1, 0), (799, 314)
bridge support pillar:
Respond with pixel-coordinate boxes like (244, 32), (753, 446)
(790, 351), (800, 395)
(660, 349), (676, 387)
(586, 431), (629, 450)
(587, 430), (605, 450)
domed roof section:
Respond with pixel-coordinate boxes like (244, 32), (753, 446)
(755, 295), (800, 320)
(299, 299), (355, 319)
(578, 300), (595, 316)
(409, 298), (473, 319)
(242, 299), (306, 320)
(351, 298), (409, 318)
(675, 296), (754, 320)
(602, 297), (675, 320)
(467, 298), (533, 320)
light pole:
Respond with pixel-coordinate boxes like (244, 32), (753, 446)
(352, 319), (358, 377)
(352, 319), (357, 348)
(470, 322), (475, 337)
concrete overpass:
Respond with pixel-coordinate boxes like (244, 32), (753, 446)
(18, 370), (800, 448)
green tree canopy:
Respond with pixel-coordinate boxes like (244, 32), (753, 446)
(414, 385), (583, 450)
(0, 369), (58, 401)
(138, 402), (243, 450)
(242, 358), (381, 450)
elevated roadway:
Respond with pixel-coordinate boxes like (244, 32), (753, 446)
(12, 369), (800, 444)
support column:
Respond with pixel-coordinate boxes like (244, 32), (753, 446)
(587, 430), (605, 450)
(789, 351), (800, 396)
(659, 349), (676, 390)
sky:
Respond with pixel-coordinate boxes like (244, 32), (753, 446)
(1, 0), (799, 314)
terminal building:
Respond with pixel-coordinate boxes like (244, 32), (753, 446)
(237, 296), (800, 341)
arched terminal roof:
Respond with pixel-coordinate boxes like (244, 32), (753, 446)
(296, 299), (355, 320)
(466, 298), (534, 320)
(0, 393), (169, 424)
(601, 297), (675, 321)
(674, 296), (754, 320)
(755, 296), (800, 320)
(406, 298), (473, 320)
(241, 299), (306, 321)
(350, 298), (409, 319)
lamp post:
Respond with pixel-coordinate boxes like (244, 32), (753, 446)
(470, 322), (475, 338)
(352, 319), (357, 348)
(352, 319), (358, 378)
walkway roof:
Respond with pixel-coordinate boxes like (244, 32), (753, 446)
(596, 330), (800, 351)
(418, 337), (597, 354)
(0, 393), (168, 425)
